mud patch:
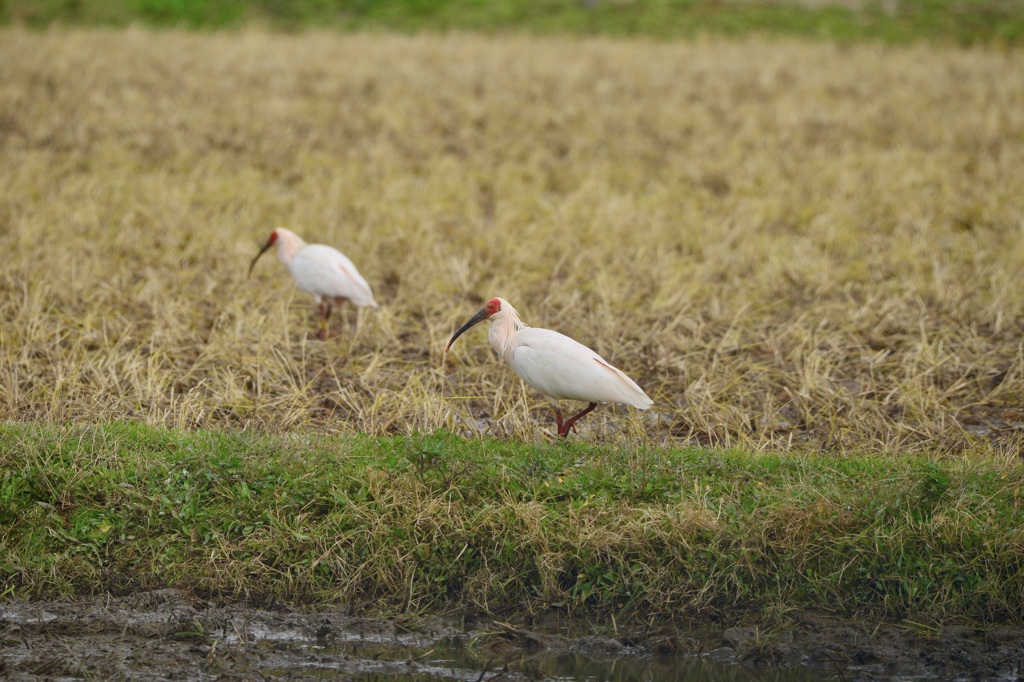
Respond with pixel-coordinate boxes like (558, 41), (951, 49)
(2, 591), (1022, 680)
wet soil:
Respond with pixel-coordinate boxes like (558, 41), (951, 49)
(2, 590), (1022, 681)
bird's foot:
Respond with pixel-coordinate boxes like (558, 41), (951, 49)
(557, 403), (598, 439)
(555, 422), (580, 438)
(553, 408), (579, 438)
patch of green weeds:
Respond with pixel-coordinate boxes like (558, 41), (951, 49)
(3, 0), (1023, 45)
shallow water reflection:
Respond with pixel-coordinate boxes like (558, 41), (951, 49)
(265, 633), (838, 681)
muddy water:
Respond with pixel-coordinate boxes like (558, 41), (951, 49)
(2, 591), (1022, 681)
(259, 631), (835, 681)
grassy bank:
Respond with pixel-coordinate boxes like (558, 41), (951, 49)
(2, 422), (1023, 622)
(3, 0), (1024, 45)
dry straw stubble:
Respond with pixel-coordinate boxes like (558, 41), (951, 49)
(1, 28), (1023, 452)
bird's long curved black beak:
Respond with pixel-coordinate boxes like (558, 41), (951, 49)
(248, 241), (274, 277)
(445, 308), (490, 353)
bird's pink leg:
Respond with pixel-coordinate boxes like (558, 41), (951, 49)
(316, 301), (333, 340)
(558, 403), (598, 438)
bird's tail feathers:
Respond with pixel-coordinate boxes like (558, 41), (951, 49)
(592, 358), (654, 410)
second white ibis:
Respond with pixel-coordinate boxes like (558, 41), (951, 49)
(249, 227), (378, 339)
(445, 297), (653, 438)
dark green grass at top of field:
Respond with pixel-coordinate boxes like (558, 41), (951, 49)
(3, 0), (1023, 45)
(2, 421), (1023, 623)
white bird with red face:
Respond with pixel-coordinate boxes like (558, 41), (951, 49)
(445, 297), (653, 438)
(249, 227), (377, 339)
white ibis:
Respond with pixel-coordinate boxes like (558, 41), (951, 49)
(249, 227), (378, 339)
(445, 297), (653, 438)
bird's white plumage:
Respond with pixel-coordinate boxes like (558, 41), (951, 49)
(479, 298), (652, 409)
(290, 244), (377, 308)
(507, 328), (652, 408)
(270, 228), (377, 308)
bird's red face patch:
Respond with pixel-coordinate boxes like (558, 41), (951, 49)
(267, 230), (279, 246)
(485, 298), (501, 316)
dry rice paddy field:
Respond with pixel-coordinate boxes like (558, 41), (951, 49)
(2, 27), (1024, 454)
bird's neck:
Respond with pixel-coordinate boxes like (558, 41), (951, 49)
(489, 313), (525, 359)
(276, 232), (306, 266)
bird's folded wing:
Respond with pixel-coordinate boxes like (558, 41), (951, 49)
(510, 329), (651, 408)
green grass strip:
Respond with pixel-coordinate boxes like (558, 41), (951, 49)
(3, 0), (1024, 46)
(2, 421), (1023, 622)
